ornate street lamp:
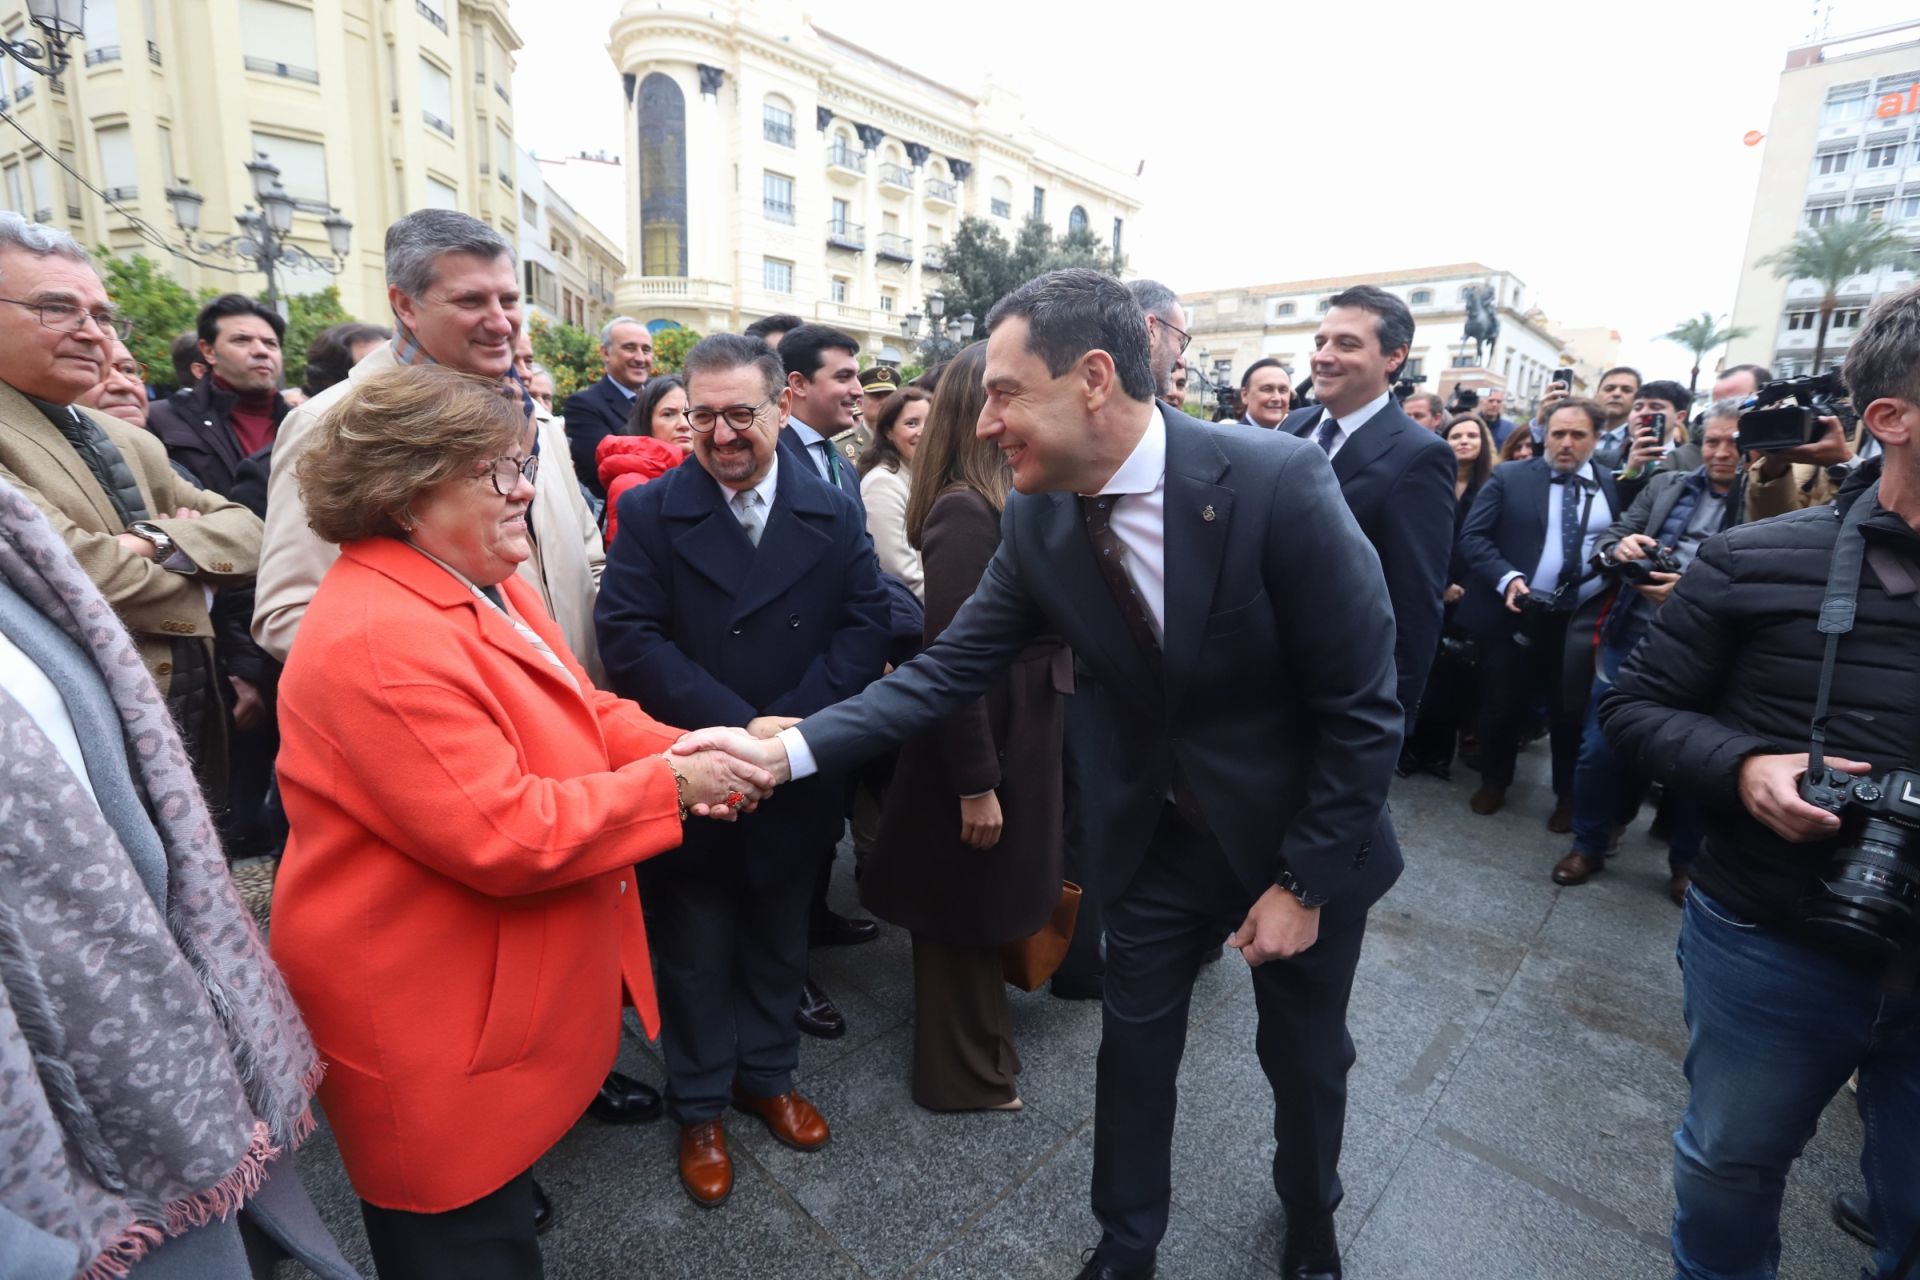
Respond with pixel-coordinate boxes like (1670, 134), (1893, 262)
(3, 0), (84, 77)
(957, 311), (976, 340)
(901, 311), (923, 341)
(165, 150), (353, 317)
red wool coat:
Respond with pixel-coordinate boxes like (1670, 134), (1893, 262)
(269, 538), (685, 1211)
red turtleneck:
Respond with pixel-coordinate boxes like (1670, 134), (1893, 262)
(215, 375), (279, 456)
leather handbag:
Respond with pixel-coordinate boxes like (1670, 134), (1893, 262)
(1000, 880), (1083, 992)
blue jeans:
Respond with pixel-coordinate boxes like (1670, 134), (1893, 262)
(1672, 886), (1920, 1279)
(1571, 638), (1702, 870)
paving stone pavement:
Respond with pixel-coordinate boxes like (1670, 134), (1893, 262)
(284, 747), (1874, 1279)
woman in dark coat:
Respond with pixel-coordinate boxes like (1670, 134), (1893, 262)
(859, 341), (1070, 1112)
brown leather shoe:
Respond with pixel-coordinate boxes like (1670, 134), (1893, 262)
(1546, 796), (1574, 834)
(732, 1087), (830, 1151)
(1469, 786), (1505, 815)
(1552, 851), (1604, 885)
(1668, 873), (1691, 907)
(678, 1120), (732, 1208)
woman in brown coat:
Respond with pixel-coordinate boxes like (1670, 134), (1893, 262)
(859, 342), (1071, 1111)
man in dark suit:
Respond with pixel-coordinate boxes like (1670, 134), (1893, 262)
(562, 315), (653, 498)
(1281, 286), (1456, 734)
(1455, 398), (1622, 828)
(1238, 357), (1293, 428)
(594, 333), (891, 1210)
(680, 270), (1404, 1280)
(776, 322), (866, 505)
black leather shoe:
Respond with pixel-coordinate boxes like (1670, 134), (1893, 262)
(810, 909), (880, 947)
(585, 1070), (663, 1124)
(1073, 1246), (1154, 1279)
(1281, 1210), (1340, 1279)
(1831, 1190), (1875, 1247)
(795, 978), (847, 1039)
(530, 1178), (555, 1236)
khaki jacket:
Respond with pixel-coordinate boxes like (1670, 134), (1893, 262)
(0, 377), (262, 696)
(253, 344), (608, 683)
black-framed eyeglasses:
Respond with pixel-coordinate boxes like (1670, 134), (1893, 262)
(0, 297), (134, 340)
(480, 452), (540, 495)
(1153, 313), (1191, 355)
(687, 396), (775, 433)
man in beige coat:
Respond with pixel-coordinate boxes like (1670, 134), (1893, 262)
(0, 213), (262, 791)
(253, 209), (605, 685)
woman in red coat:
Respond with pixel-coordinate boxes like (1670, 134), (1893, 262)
(269, 366), (770, 1278)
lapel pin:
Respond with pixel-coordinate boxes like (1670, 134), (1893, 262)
(1202, 505), (1216, 523)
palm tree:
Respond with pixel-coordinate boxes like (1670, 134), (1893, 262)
(1756, 218), (1910, 373)
(1662, 312), (1751, 396)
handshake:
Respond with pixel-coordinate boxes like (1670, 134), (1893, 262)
(660, 717), (801, 822)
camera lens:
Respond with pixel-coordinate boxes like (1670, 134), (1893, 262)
(1803, 816), (1920, 957)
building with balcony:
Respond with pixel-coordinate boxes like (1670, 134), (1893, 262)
(606, 0), (1142, 358)
(1180, 264), (1578, 412)
(0, 0), (522, 320)
(515, 146), (626, 333)
(1727, 19), (1920, 376)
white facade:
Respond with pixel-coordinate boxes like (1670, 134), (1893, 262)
(515, 146), (625, 332)
(605, 0), (1141, 353)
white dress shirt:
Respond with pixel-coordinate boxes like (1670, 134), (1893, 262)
(1497, 460), (1614, 607)
(723, 452), (780, 519)
(785, 416), (837, 483)
(1310, 389), (1392, 461)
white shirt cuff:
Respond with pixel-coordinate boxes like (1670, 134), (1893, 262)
(1497, 570), (1524, 595)
(776, 726), (819, 781)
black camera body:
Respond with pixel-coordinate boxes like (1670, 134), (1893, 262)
(1797, 764), (1920, 955)
(1737, 371), (1850, 453)
(1391, 373), (1426, 402)
(1595, 543), (1682, 586)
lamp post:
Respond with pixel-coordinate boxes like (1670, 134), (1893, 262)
(2, 0), (84, 78)
(165, 151), (353, 317)
(902, 295), (974, 368)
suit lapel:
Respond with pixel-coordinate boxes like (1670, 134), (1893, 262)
(1161, 418), (1232, 715)
(730, 459), (832, 624)
(1328, 414), (1401, 486)
(0, 382), (124, 530)
(667, 468), (756, 598)
(1037, 491), (1159, 711)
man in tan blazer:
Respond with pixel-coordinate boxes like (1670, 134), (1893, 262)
(0, 214), (262, 789)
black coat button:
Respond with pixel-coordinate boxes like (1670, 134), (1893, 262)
(730, 625), (743, 636)
(788, 613), (801, 628)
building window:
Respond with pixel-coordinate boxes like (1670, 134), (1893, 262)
(1067, 204), (1087, 235)
(1805, 203), (1840, 227)
(879, 291), (895, 313)
(1786, 310), (1817, 331)
(1832, 307), (1864, 329)
(1822, 87), (1868, 124)
(991, 176), (1012, 219)
(639, 71), (688, 277)
(425, 175), (458, 209)
(830, 196), (852, 233)
(1031, 185), (1045, 220)
(1276, 301), (1295, 317)
(763, 171), (795, 224)
(251, 132), (326, 209)
(1317, 297), (1332, 312)
(26, 154), (51, 220)
(96, 125), (136, 201)
(3, 165), (21, 214)
(1112, 216), (1122, 258)
(419, 58), (453, 136)
(521, 193), (538, 225)
(763, 96), (795, 147)
(1902, 194), (1920, 220)
(1865, 143), (1902, 169)
(1409, 289), (1432, 305)
(81, 0), (119, 63)
(240, 0), (318, 81)
(1816, 150), (1851, 175)
(1854, 198), (1890, 222)
(762, 257), (793, 294)
(830, 277), (848, 304)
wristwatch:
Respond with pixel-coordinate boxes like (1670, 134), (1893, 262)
(1275, 868), (1327, 909)
(125, 521), (176, 559)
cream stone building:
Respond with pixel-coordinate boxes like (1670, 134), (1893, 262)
(605, 0), (1142, 357)
(0, 0), (522, 319)
(515, 146), (624, 333)
(1727, 19), (1920, 376)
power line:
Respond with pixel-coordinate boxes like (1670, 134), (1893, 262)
(0, 104), (247, 275)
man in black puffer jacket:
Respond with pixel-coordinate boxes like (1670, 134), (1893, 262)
(1599, 283), (1920, 1280)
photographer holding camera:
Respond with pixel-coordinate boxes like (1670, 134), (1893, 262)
(1599, 285), (1920, 1280)
(1550, 403), (1746, 897)
(1612, 380), (1698, 501)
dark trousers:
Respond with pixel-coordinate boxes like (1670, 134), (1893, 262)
(1055, 677), (1108, 990)
(1476, 611), (1581, 794)
(652, 866), (813, 1125)
(359, 1170), (541, 1280)
(909, 936), (1020, 1111)
(1092, 806), (1368, 1266)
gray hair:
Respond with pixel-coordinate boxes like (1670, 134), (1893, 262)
(1126, 278), (1181, 323)
(600, 315), (644, 348)
(681, 332), (785, 400)
(0, 212), (93, 283)
(988, 268), (1157, 404)
(1703, 397), (1745, 423)
(383, 209), (514, 299)
(528, 361), (551, 379)
(1844, 282), (1920, 412)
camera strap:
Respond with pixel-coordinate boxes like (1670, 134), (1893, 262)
(1807, 478), (1881, 776)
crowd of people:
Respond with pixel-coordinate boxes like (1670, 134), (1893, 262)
(0, 200), (1914, 1280)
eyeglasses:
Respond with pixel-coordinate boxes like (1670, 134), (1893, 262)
(108, 359), (147, 382)
(687, 396), (775, 433)
(480, 452), (540, 495)
(1153, 313), (1191, 355)
(0, 297), (134, 340)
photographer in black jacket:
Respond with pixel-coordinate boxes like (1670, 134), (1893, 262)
(1599, 285), (1920, 1280)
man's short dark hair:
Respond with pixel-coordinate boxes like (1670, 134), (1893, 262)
(1546, 397), (1606, 435)
(1240, 357), (1288, 391)
(684, 332), (786, 400)
(170, 331), (203, 386)
(745, 313), (804, 343)
(197, 293), (286, 346)
(1638, 379), (1693, 413)
(777, 323), (860, 382)
(1719, 362), (1773, 388)
(304, 321), (393, 395)
(986, 268), (1156, 403)
(1599, 365), (1642, 388)
(1844, 282), (1920, 411)
(1326, 285), (1414, 379)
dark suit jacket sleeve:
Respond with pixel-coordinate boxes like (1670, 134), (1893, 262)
(760, 524), (892, 719)
(1262, 445), (1404, 902)
(796, 507), (1049, 776)
(563, 384), (622, 496)
(595, 486), (760, 728)
(1457, 470), (1516, 591)
(920, 492), (1002, 798)
(1380, 439), (1457, 728)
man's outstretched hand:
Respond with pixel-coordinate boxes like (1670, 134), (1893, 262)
(674, 725), (794, 786)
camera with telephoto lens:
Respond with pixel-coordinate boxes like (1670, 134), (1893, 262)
(1797, 765), (1920, 956)
(1736, 371), (1852, 453)
(1594, 542), (1682, 586)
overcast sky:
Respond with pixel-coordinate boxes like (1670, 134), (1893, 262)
(509, 0), (1918, 375)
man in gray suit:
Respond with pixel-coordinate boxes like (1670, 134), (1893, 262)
(679, 269), (1404, 1280)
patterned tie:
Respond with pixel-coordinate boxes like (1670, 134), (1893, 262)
(1314, 414), (1341, 455)
(1552, 473), (1587, 596)
(733, 487), (764, 548)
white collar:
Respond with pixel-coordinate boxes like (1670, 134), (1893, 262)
(606, 375), (638, 400)
(1320, 389), (1392, 433)
(786, 416), (826, 447)
(1093, 401), (1167, 497)
(719, 450), (780, 511)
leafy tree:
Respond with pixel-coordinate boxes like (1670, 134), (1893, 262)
(933, 215), (1125, 333)
(278, 287), (353, 392)
(528, 314), (603, 400)
(1755, 219), (1910, 373)
(1661, 312), (1752, 396)
(652, 326), (702, 375)
(98, 253), (204, 386)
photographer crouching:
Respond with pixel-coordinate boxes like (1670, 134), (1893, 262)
(1600, 286), (1920, 1280)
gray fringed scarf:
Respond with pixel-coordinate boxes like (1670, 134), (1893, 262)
(0, 481), (320, 1278)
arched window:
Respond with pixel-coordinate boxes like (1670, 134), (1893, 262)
(1276, 302), (1295, 317)
(762, 94), (795, 147)
(990, 175), (1012, 218)
(638, 72), (688, 277)
(1410, 289), (1432, 305)
(1068, 205), (1088, 235)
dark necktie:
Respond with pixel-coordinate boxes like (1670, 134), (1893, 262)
(1314, 415), (1341, 455)
(1078, 494), (1207, 831)
(814, 439), (841, 488)
(1552, 473), (1587, 595)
